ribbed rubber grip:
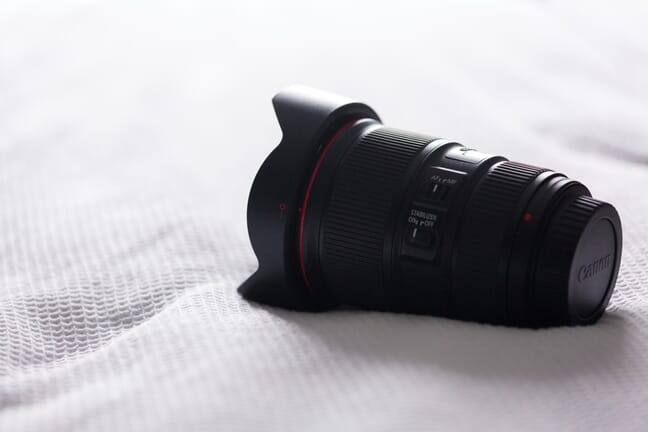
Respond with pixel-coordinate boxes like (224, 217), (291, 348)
(453, 161), (549, 322)
(320, 127), (433, 306)
(542, 196), (602, 266)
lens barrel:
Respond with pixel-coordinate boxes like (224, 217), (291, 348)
(240, 86), (622, 327)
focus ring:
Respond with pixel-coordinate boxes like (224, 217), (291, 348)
(454, 161), (549, 322)
(320, 127), (433, 306)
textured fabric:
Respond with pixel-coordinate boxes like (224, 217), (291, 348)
(1, 1), (648, 431)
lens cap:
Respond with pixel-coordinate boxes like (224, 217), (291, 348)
(533, 195), (622, 325)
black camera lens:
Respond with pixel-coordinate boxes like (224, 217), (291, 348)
(239, 86), (622, 327)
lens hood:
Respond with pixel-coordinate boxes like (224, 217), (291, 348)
(239, 86), (380, 310)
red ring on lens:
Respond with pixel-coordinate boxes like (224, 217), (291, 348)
(298, 119), (358, 293)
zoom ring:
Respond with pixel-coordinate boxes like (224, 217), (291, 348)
(320, 127), (433, 306)
(454, 161), (549, 322)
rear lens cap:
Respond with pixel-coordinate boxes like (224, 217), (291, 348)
(534, 195), (622, 325)
(570, 214), (619, 321)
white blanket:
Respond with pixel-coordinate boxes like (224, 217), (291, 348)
(1, 1), (647, 430)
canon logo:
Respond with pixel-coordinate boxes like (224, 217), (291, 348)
(577, 254), (611, 282)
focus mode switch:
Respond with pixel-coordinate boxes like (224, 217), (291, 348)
(414, 166), (465, 206)
(419, 181), (448, 202)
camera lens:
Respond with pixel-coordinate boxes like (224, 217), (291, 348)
(240, 86), (622, 327)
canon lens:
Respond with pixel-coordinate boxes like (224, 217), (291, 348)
(239, 86), (622, 327)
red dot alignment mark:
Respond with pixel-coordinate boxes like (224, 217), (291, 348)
(278, 202), (287, 219)
(298, 119), (359, 293)
(523, 212), (533, 222)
